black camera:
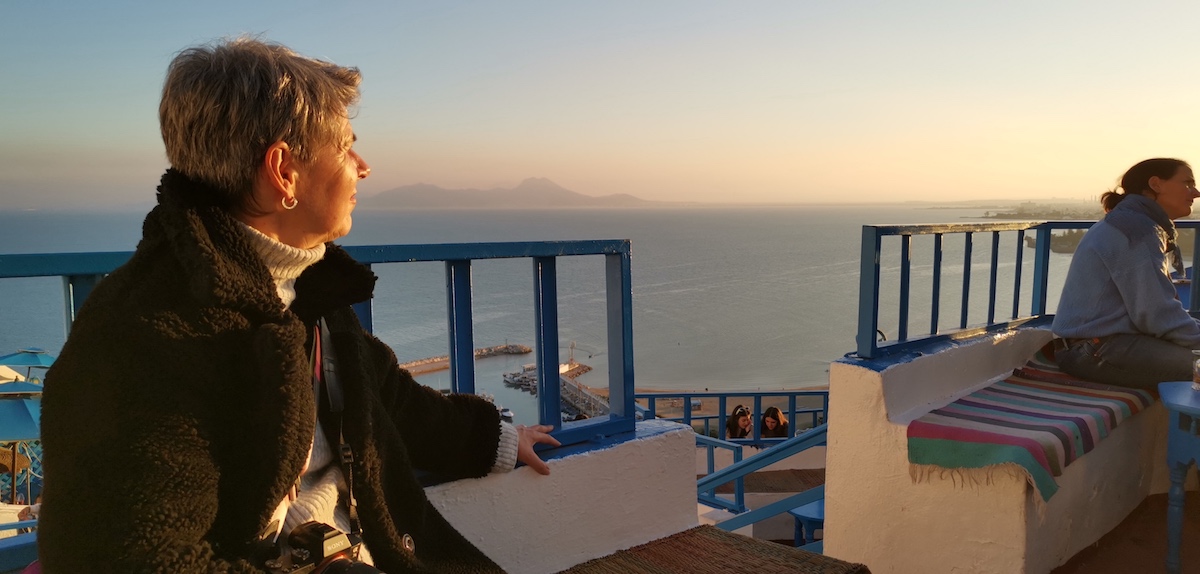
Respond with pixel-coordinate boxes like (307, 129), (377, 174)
(263, 521), (382, 574)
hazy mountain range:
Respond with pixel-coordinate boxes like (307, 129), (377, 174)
(363, 178), (655, 210)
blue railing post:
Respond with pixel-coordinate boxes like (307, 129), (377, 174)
(787, 395), (797, 433)
(62, 274), (105, 332)
(1031, 226), (1052, 315)
(352, 265), (374, 334)
(752, 396), (763, 441)
(931, 233), (943, 334)
(351, 302), (374, 335)
(960, 232), (973, 329)
(1191, 227), (1200, 313)
(718, 396), (728, 439)
(857, 226), (883, 358)
(605, 251), (636, 424)
(445, 260), (475, 394)
(532, 256), (561, 428)
(1012, 230), (1025, 319)
(898, 235), (911, 341)
(987, 231), (1000, 324)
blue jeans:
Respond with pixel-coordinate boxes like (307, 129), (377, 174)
(1056, 333), (1194, 391)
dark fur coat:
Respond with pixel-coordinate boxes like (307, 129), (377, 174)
(38, 170), (505, 573)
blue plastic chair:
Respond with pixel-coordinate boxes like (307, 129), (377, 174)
(788, 499), (824, 548)
(1158, 381), (1200, 574)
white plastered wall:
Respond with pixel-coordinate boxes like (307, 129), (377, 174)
(426, 420), (699, 574)
(822, 328), (1172, 574)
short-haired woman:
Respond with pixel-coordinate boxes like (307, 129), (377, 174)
(1052, 158), (1200, 388)
(39, 37), (558, 573)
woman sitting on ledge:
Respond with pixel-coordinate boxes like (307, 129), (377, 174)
(1052, 158), (1200, 389)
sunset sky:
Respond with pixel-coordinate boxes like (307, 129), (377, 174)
(2, 1), (1198, 209)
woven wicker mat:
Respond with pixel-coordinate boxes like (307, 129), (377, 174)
(558, 525), (870, 574)
(699, 468), (826, 494)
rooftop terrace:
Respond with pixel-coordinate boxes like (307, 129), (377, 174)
(4, 217), (1200, 572)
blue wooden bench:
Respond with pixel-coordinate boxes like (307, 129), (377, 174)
(0, 520), (37, 574)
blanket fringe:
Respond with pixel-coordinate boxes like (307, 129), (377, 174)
(909, 462), (1048, 519)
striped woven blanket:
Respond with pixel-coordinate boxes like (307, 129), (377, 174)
(907, 342), (1155, 501)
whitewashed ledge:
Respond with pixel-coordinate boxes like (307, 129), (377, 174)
(427, 419), (698, 574)
(0, 504), (27, 539)
(823, 326), (1181, 574)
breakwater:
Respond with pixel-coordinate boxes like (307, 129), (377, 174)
(400, 344), (532, 375)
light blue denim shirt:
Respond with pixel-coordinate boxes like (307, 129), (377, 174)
(1052, 194), (1200, 348)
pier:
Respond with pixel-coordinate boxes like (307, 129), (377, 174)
(560, 367), (608, 419)
(502, 360), (611, 420)
(399, 343), (532, 376)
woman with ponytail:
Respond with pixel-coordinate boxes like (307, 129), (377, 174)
(1052, 158), (1200, 388)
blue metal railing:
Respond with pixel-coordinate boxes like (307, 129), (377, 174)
(637, 390), (828, 445)
(855, 220), (1200, 359)
(697, 424), (828, 528)
(695, 434), (745, 512)
(0, 240), (637, 446)
(651, 391), (828, 517)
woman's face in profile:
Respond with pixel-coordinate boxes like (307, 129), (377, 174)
(738, 415), (751, 431)
(1151, 165), (1199, 220)
(292, 116), (371, 246)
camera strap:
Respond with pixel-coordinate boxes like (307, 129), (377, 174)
(316, 318), (362, 538)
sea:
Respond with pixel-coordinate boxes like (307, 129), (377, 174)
(0, 205), (1074, 425)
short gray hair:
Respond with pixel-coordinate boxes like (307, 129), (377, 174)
(159, 37), (362, 211)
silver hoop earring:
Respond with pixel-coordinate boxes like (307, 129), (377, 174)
(282, 196), (298, 210)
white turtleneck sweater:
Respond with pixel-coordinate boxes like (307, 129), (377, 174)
(237, 223), (519, 562)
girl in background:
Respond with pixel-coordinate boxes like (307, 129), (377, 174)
(760, 406), (790, 438)
(726, 405), (752, 439)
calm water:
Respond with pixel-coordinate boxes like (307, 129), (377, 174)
(0, 205), (1073, 424)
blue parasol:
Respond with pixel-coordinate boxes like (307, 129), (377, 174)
(0, 379), (42, 504)
(0, 348), (56, 380)
(0, 398), (39, 442)
(0, 381), (44, 395)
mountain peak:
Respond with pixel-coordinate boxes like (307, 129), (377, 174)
(367, 179), (650, 210)
(516, 176), (559, 187)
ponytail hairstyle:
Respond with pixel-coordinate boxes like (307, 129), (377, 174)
(1101, 158), (1190, 212)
